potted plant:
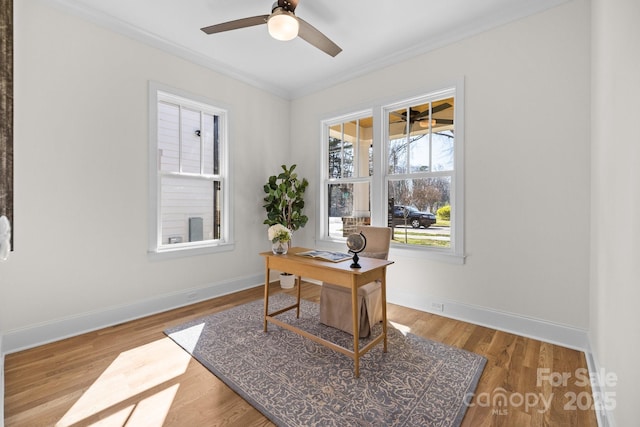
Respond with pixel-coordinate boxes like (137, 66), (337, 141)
(263, 164), (309, 233)
(263, 164), (308, 289)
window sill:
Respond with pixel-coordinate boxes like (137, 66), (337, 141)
(389, 243), (465, 264)
(148, 242), (235, 261)
(314, 237), (465, 265)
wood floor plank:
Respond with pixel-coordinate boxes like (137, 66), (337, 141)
(4, 282), (598, 426)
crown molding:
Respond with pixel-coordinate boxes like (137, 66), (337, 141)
(46, 0), (291, 99)
(46, 0), (569, 101)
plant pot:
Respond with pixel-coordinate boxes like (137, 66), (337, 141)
(279, 273), (296, 289)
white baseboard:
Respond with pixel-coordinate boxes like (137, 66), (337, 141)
(4, 279), (590, 354)
(2, 273), (264, 355)
(387, 290), (590, 351)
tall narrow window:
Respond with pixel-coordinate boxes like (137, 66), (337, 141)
(323, 113), (373, 239)
(386, 93), (455, 249)
(149, 84), (229, 254)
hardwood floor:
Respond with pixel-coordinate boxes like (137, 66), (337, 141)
(4, 282), (598, 426)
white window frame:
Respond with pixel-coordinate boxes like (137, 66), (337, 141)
(319, 110), (373, 240)
(318, 80), (465, 263)
(148, 81), (233, 258)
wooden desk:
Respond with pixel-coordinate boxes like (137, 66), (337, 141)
(261, 247), (394, 377)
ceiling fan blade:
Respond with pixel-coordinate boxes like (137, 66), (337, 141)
(434, 119), (454, 125)
(431, 102), (452, 114)
(297, 18), (342, 57)
(201, 15), (269, 35)
(413, 103), (452, 120)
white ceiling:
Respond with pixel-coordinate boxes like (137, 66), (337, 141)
(52, 0), (569, 99)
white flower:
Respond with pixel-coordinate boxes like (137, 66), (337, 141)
(268, 224), (291, 243)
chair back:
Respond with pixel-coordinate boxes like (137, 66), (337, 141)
(355, 226), (392, 260)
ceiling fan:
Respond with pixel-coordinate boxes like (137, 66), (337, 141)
(200, 0), (342, 57)
(391, 103), (454, 128)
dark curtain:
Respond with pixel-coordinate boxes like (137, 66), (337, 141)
(1, 0), (13, 248)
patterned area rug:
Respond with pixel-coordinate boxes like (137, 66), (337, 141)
(165, 294), (486, 427)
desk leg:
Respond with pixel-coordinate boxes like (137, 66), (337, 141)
(381, 267), (388, 352)
(263, 264), (270, 332)
(351, 277), (360, 377)
(295, 275), (301, 318)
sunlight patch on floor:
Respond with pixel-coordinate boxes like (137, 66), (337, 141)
(55, 336), (196, 426)
(389, 320), (411, 336)
(126, 383), (180, 426)
(88, 405), (135, 426)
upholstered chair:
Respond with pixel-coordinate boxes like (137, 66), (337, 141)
(319, 226), (392, 337)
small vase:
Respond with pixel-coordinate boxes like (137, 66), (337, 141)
(272, 240), (289, 255)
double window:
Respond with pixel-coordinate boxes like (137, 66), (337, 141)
(149, 83), (230, 255)
(321, 85), (463, 260)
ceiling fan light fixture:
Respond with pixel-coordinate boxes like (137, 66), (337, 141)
(419, 119), (437, 129)
(267, 8), (299, 41)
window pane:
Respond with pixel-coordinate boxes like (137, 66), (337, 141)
(327, 182), (370, 239)
(409, 102), (431, 172)
(410, 134), (430, 172)
(433, 97), (455, 131)
(388, 108), (408, 174)
(328, 124), (343, 179)
(160, 176), (221, 244)
(388, 136), (408, 174)
(202, 113), (217, 175)
(158, 102), (179, 173)
(359, 116), (374, 178)
(343, 134), (354, 178)
(351, 118), (372, 178)
(432, 130), (454, 171)
(431, 97), (455, 171)
(180, 108), (201, 174)
(329, 117), (373, 179)
(388, 176), (451, 248)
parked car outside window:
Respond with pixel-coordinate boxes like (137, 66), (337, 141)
(392, 205), (437, 229)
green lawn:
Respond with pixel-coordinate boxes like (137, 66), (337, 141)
(392, 226), (451, 247)
(391, 237), (450, 247)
